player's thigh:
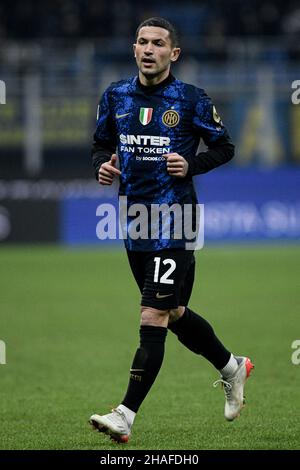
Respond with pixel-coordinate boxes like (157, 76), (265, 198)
(142, 249), (194, 310)
(126, 249), (146, 294)
(179, 253), (195, 307)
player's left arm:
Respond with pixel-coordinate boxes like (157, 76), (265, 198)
(186, 92), (235, 176)
(165, 152), (189, 178)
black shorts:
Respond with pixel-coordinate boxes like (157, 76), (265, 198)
(126, 249), (195, 310)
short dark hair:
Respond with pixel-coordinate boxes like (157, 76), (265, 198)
(135, 17), (179, 48)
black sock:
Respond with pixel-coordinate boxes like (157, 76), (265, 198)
(122, 325), (167, 413)
(168, 307), (230, 369)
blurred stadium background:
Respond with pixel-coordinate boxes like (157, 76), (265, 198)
(0, 0), (300, 243)
(0, 0), (299, 451)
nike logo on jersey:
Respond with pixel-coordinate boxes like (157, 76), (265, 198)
(156, 293), (173, 299)
(115, 112), (130, 119)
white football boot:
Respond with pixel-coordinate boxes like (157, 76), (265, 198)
(89, 408), (131, 443)
(213, 356), (254, 421)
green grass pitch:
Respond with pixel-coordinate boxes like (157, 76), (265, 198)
(0, 245), (299, 450)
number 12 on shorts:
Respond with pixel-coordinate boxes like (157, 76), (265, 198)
(153, 257), (176, 285)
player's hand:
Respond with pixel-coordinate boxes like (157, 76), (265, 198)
(165, 153), (189, 178)
(98, 154), (121, 185)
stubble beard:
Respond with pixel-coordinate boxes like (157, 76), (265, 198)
(140, 63), (168, 81)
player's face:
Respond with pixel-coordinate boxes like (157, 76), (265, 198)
(133, 26), (180, 84)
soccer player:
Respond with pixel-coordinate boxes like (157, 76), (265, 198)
(90, 17), (254, 443)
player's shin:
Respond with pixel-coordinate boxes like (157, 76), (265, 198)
(121, 325), (167, 412)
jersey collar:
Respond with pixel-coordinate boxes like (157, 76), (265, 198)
(136, 73), (175, 94)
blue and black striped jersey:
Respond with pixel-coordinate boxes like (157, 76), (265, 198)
(93, 74), (234, 250)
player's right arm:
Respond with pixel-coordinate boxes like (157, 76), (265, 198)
(91, 87), (121, 185)
(187, 89), (235, 176)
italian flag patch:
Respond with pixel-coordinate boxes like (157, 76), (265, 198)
(139, 107), (153, 125)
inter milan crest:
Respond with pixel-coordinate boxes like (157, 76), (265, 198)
(139, 107), (153, 125)
(162, 109), (180, 127)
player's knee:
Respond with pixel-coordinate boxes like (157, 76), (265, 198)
(168, 306), (185, 324)
(140, 306), (169, 327)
